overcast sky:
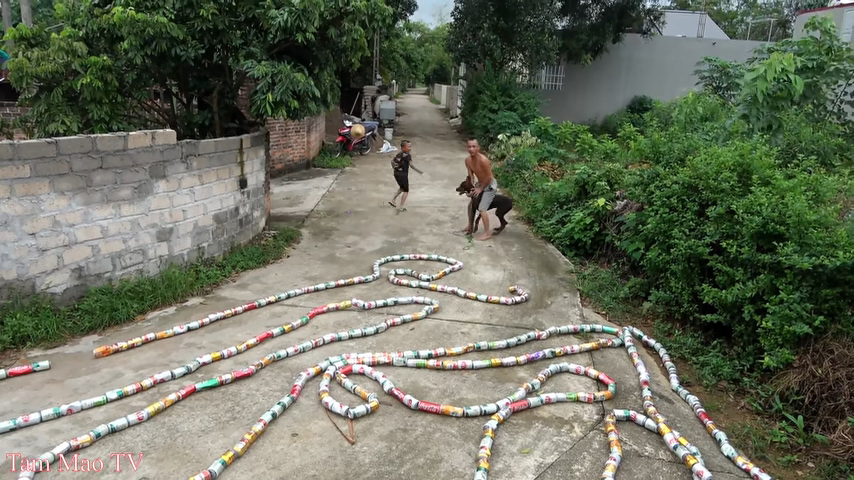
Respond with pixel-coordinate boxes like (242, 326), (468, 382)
(412, 0), (452, 26)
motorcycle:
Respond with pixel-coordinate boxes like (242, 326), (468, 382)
(335, 114), (381, 157)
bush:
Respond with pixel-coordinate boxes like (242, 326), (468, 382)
(486, 15), (854, 465)
(460, 65), (541, 147)
(630, 137), (853, 367)
(492, 91), (854, 369)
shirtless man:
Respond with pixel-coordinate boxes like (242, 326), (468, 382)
(461, 138), (498, 241)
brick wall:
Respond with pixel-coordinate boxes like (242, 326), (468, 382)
(0, 101), (27, 121)
(265, 112), (326, 176)
(237, 80), (326, 176)
(0, 129), (269, 302)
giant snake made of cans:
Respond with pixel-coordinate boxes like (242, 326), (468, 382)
(1, 254), (773, 480)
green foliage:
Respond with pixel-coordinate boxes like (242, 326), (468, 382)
(631, 138), (853, 367)
(695, 16), (854, 138)
(312, 147), (351, 168)
(3, 0), (392, 139)
(653, 321), (756, 388)
(381, 21), (454, 88)
(460, 66), (541, 147)
(590, 95), (660, 137)
(386, 0), (417, 24)
(491, 85), (854, 370)
(421, 23), (455, 85)
(668, 0), (823, 41)
(0, 227), (301, 351)
(3, 0), (59, 27)
(447, 0), (662, 71)
(574, 262), (641, 321)
(694, 57), (745, 104)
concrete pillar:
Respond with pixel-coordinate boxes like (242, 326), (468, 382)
(362, 86), (379, 120)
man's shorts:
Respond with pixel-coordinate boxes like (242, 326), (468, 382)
(394, 173), (409, 192)
(477, 179), (498, 212)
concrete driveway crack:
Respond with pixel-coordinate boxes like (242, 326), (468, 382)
(532, 418), (604, 480)
(303, 167), (345, 223)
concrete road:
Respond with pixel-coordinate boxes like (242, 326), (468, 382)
(0, 93), (761, 480)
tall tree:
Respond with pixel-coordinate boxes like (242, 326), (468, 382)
(388, 0), (417, 24)
(381, 21), (455, 88)
(341, 0), (419, 88)
(447, 0), (663, 72)
(5, 0), (392, 139)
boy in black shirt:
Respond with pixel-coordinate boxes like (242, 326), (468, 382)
(389, 140), (422, 211)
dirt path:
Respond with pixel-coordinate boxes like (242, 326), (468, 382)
(0, 92), (760, 480)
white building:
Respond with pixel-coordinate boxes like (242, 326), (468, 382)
(792, 3), (854, 46)
(656, 10), (731, 40)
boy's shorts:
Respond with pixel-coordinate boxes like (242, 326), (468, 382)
(394, 173), (409, 192)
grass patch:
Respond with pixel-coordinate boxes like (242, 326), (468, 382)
(429, 96), (441, 105)
(652, 320), (756, 389)
(312, 147), (350, 169)
(0, 226), (302, 353)
(573, 261), (640, 322)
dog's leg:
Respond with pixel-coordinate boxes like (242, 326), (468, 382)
(470, 198), (479, 233)
(461, 197), (475, 234)
(493, 198), (511, 234)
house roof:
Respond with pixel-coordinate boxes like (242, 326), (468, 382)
(658, 10), (731, 40)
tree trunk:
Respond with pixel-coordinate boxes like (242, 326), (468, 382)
(1, 0), (12, 33)
(19, 0), (32, 27)
(1, 0), (11, 49)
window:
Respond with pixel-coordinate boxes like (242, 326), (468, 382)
(516, 62), (565, 91)
(532, 63), (565, 91)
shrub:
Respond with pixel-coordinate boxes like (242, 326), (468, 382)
(493, 91), (854, 369)
(460, 65), (541, 147)
(629, 139), (854, 368)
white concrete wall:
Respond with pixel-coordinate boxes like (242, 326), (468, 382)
(793, 5), (854, 45)
(539, 34), (768, 124)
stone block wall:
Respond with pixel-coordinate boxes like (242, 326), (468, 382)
(0, 129), (269, 301)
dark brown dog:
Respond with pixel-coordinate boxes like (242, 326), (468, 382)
(456, 177), (513, 234)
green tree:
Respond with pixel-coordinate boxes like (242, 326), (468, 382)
(422, 23), (454, 84)
(447, 0), (663, 72)
(380, 21), (454, 88)
(381, 21), (429, 89)
(4, 0), (392, 139)
(2, 0), (57, 28)
(667, 0), (828, 41)
(697, 16), (854, 135)
(387, 0), (417, 24)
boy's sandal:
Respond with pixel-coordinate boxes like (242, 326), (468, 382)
(388, 202), (396, 208)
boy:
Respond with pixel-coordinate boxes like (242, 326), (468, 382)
(389, 140), (422, 211)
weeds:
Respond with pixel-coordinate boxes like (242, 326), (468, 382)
(0, 227), (301, 352)
(573, 261), (640, 321)
(312, 146), (351, 169)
